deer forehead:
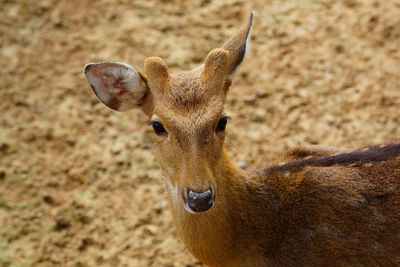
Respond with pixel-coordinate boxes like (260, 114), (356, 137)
(151, 70), (225, 115)
(151, 71), (221, 106)
(152, 95), (225, 138)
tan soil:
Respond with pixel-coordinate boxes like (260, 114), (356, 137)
(1, 0), (400, 266)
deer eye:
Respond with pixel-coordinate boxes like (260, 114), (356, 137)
(216, 116), (231, 133)
(150, 121), (168, 136)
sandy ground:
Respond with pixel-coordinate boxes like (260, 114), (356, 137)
(1, 0), (400, 266)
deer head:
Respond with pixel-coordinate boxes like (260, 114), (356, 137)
(84, 12), (254, 214)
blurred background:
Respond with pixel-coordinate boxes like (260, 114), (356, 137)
(1, 0), (400, 266)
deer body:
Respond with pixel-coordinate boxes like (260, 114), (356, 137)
(170, 145), (400, 266)
(84, 12), (400, 266)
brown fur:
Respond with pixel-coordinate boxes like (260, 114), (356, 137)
(85, 12), (400, 267)
(245, 146), (400, 266)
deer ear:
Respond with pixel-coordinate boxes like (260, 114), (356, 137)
(222, 11), (254, 83)
(84, 62), (148, 112)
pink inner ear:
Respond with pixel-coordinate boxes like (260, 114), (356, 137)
(116, 90), (128, 97)
(94, 68), (131, 98)
(107, 75), (128, 96)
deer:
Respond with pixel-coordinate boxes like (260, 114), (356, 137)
(84, 12), (400, 267)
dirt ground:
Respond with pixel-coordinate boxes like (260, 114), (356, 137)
(1, 0), (400, 266)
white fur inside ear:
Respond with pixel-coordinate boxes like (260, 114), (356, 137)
(84, 62), (148, 111)
(244, 11), (254, 59)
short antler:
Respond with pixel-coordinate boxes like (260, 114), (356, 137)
(201, 48), (229, 95)
(144, 57), (170, 95)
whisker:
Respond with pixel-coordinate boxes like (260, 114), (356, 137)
(226, 134), (240, 152)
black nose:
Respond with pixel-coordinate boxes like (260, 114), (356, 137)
(187, 189), (214, 212)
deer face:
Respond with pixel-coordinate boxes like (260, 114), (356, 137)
(84, 12), (253, 213)
(148, 69), (229, 213)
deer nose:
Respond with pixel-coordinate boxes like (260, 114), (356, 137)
(187, 189), (214, 213)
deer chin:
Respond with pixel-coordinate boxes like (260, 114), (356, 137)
(183, 200), (215, 214)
